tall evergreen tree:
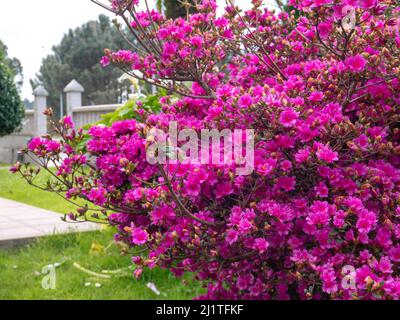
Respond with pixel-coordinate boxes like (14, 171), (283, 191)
(0, 41), (23, 137)
(158, 0), (196, 19)
(0, 39), (23, 88)
(32, 15), (128, 119)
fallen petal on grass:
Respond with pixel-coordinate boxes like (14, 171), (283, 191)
(147, 282), (161, 296)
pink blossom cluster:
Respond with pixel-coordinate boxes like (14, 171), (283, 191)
(16, 0), (400, 299)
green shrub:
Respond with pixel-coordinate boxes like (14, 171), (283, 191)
(0, 59), (24, 137)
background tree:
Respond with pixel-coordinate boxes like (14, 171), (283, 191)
(0, 41), (23, 137)
(157, 0), (196, 19)
(32, 15), (128, 119)
(0, 39), (23, 88)
(157, 0), (293, 19)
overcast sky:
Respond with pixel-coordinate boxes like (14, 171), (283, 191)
(0, 0), (274, 101)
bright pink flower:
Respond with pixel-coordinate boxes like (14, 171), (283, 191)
(280, 160), (292, 171)
(275, 135), (295, 149)
(315, 182), (328, 198)
(309, 91), (324, 102)
(353, 134), (369, 151)
(215, 17), (228, 28)
(377, 256), (392, 274)
(359, 0), (377, 9)
(376, 227), (392, 248)
(238, 219), (253, 234)
(226, 229), (239, 245)
(151, 205), (176, 225)
(189, 35), (203, 48)
(389, 247), (400, 263)
(276, 176), (296, 192)
(257, 158), (277, 176)
(320, 266), (338, 294)
(307, 201), (331, 226)
(295, 148), (310, 163)
(124, 188), (143, 204)
(359, 250), (372, 262)
(345, 54), (367, 73)
(317, 21), (333, 39)
(215, 182), (233, 199)
(238, 94), (252, 108)
(62, 116), (74, 129)
(131, 227), (149, 245)
(253, 238), (270, 253)
(45, 140), (61, 153)
(279, 107), (299, 127)
(356, 209), (377, 234)
(315, 143), (339, 163)
(185, 178), (201, 197)
(313, 0), (332, 6)
(27, 137), (45, 152)
(133, 268), (143, 279)
(237, 274), (254, 290)
(88, 187), (107, 206)
(291, 249), (314, 264)
(100, 56), (110, 67)
(9, 165), (19, 174)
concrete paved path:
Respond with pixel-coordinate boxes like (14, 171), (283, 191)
(0, 197), (100, 248)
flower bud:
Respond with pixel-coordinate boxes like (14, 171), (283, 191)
(133, 268), (143, 279)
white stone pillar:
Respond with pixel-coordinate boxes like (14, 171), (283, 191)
(64, 80), (84, 116)
(33, 85), (48, 136)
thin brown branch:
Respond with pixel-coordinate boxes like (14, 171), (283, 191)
(158, 164), (223, 227)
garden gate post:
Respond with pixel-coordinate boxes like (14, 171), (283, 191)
(64, 80), (84, 116)
(33, 85), (48, 136)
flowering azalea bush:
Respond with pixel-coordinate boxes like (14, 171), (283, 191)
(13, 0), (400, 299)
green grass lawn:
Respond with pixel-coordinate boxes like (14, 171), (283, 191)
(0, 230), (204, 300)
(0, 166), (204, 300)
(0, 165), (83, 214)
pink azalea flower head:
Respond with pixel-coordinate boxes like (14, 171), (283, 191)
(100, 56), (110, 67)
(276, 176), (296, 192)
(226, 229), (239, 245)
(279, 107), (299, 127)
(309, 91), (324, 102)
(295, 148), (310, 163)
(315, 143), (339, 163)
(238, 94), (252, 108)
(359, 0), (377, 9)
(88, 187), (107, 206)
(345, 54), (367, 73)
(307, 201), (331, 227)
(27, 137), (45, 153)
(185, 178), (201, 197)
(131, 227), (149, 246)
(62, 116), (74, 129)
(320, 265), (338, 294)
(253, 238), (270, 253)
